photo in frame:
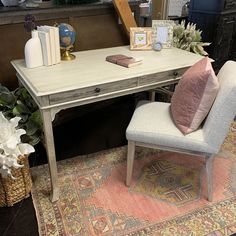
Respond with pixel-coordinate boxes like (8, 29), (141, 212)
(152, 20), (174, 49)
(130, 27), (152, 50)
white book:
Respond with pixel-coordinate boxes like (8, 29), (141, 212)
(44, 25), (61, 64)
(37, 30), (52, 66)
(37, 26), (56, 65)
(53, 26), (61, 63)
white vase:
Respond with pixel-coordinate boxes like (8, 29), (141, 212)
(24, 30), (43, 69)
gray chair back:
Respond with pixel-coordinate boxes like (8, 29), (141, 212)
(203, 61), (236, 152)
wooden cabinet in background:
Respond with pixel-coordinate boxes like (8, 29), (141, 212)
(189, 0), (236, 70)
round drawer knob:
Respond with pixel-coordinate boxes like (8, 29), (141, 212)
(173, 71), (178, 77)
(95, 87), (101, 93)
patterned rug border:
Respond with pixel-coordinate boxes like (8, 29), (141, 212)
(31, 191), (44, 236)
(124, 196), (236, 236)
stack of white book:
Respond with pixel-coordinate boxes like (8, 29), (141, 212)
(37, 25), (61, 66)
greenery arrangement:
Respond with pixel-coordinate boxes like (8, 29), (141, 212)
(0, 84), (42, 146)
(173, 21), (211, 56)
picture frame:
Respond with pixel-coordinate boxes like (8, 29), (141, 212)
(152, 20), (174, 49)
(130, 27), (153, 50)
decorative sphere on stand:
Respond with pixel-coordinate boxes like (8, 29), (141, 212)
(58, 23), (76, 61)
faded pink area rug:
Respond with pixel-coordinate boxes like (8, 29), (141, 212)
(31, 122), (236, 236)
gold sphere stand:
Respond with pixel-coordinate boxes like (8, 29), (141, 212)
(61, 46), (76, 61)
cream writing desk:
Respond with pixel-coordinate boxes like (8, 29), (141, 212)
(11, 46), (203, 202)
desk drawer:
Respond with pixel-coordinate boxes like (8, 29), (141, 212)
(138, 67), (188, 86)
(49, 78), (138, 105)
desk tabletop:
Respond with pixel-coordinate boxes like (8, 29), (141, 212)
(11, 46), (203, 97)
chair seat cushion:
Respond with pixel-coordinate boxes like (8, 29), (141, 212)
(170, 57), (219, 134)
(126, 101), (217, 154)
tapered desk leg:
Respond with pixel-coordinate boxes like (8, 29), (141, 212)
(41, 109), (59, 202)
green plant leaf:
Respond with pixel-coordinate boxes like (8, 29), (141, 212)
(29, 110), (42, 128)
(25, 121), (38, 136)
(12, 106), (20, 115)
(19, 114), (29, 123)
(0, 84), (42, 146)
(0, 92), (16, 108)
(13, 102), (30, 115)
(27, 132), (41, 146)
(0, 84), (10, 93)
(25, 99), (38, 111)
(29, 136), (40, 146)
(19, 88), (29, 99)
(2, 110), (13, 119)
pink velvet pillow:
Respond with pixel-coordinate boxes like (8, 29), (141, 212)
(170, 57), (219, 134)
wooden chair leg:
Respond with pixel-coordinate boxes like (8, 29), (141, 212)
(206, 154), (214, 202)
(149, 90), (156, 102)
(126, 140), (135, 186)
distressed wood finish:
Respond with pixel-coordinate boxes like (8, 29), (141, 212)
(138, 67), (187, 85)
(206, 154), (214, 201)
(49, 78), (138, 105)
(11, 46), (203, 104)
(11, 46), (203, 202)
(149, 90), (156, 101)
(126, 140), (135, 186)
(40, 109), (59, 202)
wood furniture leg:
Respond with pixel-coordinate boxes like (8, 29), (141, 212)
(126, 140), (135, 186)
(149, 90), (156, 101)
(206, 154), (214, 202)
(40, 109), (59, 202)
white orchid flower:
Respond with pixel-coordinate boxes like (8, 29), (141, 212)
(0, 112), (35, 179)
(0, 153), (23, 178)
(0, 113), (26, 153)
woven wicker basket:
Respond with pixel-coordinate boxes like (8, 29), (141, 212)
(0, 155), (32, 207)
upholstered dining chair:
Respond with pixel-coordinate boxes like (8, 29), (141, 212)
(126, 61), (236, 201)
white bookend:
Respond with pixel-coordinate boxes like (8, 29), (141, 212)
(37, 26), (56, 65)
(38, 30), (52, 66)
